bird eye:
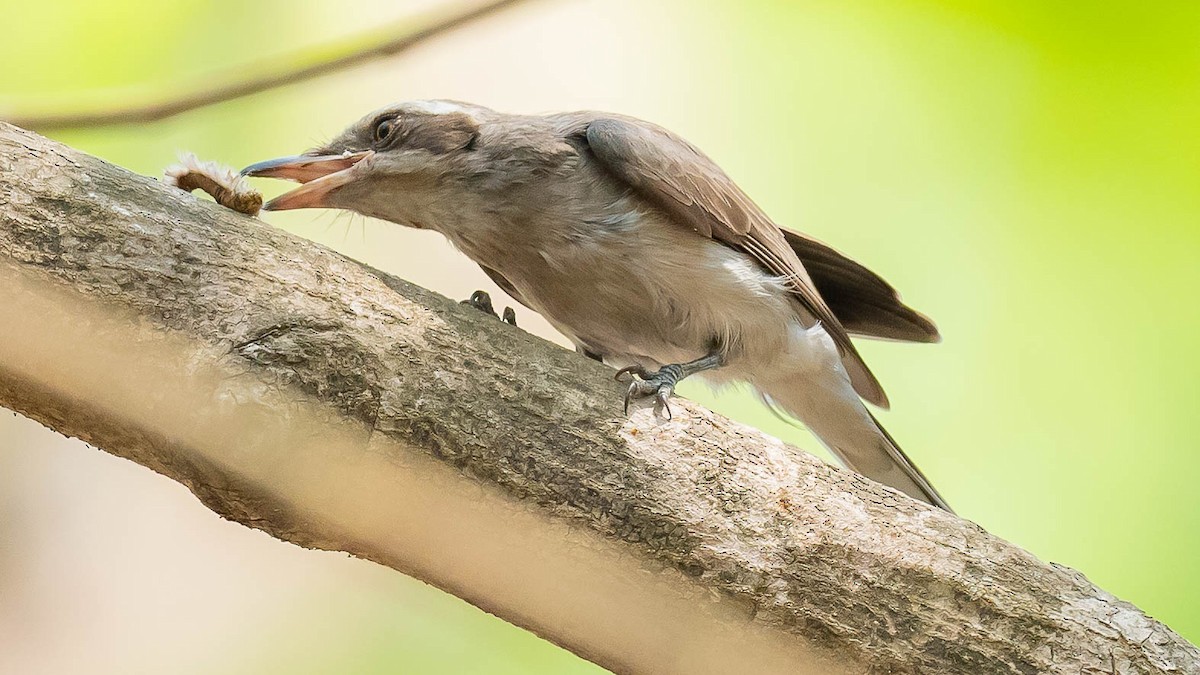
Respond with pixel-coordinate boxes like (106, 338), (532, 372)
(373, 118), (396, 144)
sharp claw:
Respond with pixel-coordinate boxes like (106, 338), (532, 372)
(462, 290), (498, 317)
(624, 382), (639, 414)
(464, 291), (523, 328)
(619, 366), (682, 418)
(655, 385), (674, 420)
(471, 290), (492, 309)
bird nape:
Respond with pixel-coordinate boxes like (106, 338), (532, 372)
(242, 99), (951, 512)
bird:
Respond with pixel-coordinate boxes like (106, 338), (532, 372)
(241, 100), (951, 511)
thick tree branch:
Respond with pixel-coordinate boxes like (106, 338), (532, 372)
(0, 123), (1195, 675)
(1, 0), (531, 131)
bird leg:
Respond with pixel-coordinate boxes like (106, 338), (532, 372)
(615, 352), (725, 419)
(460, 290), (516, 326)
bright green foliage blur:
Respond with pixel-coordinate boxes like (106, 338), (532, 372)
(1, 0), (1197, 671)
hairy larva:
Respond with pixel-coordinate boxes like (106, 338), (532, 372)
(163, 153), (263, 216)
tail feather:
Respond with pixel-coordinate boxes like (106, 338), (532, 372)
(860, 410), (952, 512)
(761, 386), (952, 512)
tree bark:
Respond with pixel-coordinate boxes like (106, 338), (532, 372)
(0, 123), (1195, 675)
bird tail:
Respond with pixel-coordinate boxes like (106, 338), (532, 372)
(760, 380), (952, 512)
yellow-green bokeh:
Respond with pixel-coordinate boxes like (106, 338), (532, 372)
(0, 0), (1196, 671)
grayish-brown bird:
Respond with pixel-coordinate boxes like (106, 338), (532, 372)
(242, 100), (950, 510)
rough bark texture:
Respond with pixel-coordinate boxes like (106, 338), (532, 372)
(0, 123), (1196, 675)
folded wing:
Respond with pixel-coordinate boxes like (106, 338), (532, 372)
(583, 115), (891, 408)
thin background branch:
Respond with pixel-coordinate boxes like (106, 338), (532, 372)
(2, 0), (532, 132)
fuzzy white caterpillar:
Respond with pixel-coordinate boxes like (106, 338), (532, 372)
(164, 153), (262, 216)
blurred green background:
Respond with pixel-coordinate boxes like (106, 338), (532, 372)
(1, 0), (1196, 672)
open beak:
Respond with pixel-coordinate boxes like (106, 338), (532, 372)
(241, 151), (373, 211)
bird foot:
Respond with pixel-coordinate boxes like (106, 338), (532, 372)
(615, 364), (686, 419)
(461, 290), (516, 326)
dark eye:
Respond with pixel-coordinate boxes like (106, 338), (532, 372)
(373, 118), (396, 144)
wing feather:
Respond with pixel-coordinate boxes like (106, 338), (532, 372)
(583, 116), (890, 408)
(782, 229), (940, 343)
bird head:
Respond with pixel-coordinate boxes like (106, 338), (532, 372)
(241, 100), (488, 226)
